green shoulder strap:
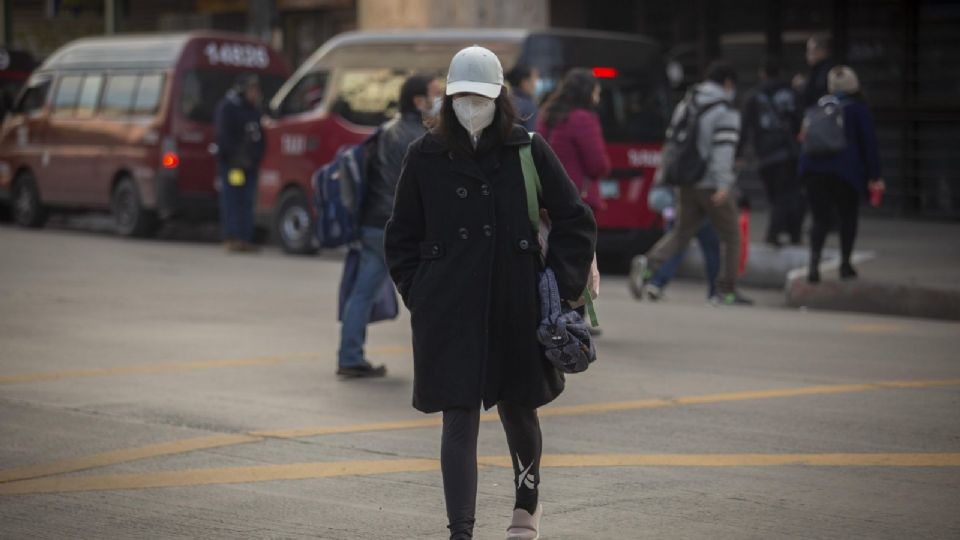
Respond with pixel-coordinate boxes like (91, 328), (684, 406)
(519, 135), (542, 234)
(518, 133), (599, 327)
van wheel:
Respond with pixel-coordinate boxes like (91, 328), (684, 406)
(275, 189), (317, 255)
(12, 171), (47, 228)
(112, 177), (158, 238)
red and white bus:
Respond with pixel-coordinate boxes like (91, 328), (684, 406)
(261, 29), (670, 257)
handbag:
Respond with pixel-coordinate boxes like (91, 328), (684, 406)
(519, 136), (598, 374)
(337, 248), (399, 323)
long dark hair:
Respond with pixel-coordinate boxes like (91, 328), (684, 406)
(435, 90), (518, 157)
(540, 68), (598, 130)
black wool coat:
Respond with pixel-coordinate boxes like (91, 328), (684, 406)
(384, 125), (597, 413)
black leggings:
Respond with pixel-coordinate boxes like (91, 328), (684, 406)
(805, 172), (860, 265)
(441, 403), (542, 540)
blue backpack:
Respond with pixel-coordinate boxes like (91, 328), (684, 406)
(311, 130), (381, 248)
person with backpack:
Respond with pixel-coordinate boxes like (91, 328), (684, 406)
(739, 57), (804, 246)
(799, 66), (883, 283)
(630, 61), (753, 306)
(385, 46), (596, 540)
(214, 73), (265, 253)
(336, 74), (442, 378)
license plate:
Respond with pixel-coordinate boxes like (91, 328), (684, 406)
(599, 179), (620, 199)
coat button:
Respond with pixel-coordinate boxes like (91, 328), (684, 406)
(456, 187), (468, 199)
(518, 239), (530, 250)
(483, 225), (493, 237)
(480, 184), (490, 196)
(459, 227), (469, 240)
(431, 245), (440, 255)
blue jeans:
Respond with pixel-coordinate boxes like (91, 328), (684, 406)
(338, 227), (388, 368)
(651, 219), (721, 298)
(219, 165), (257, 242)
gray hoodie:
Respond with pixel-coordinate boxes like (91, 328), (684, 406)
(665, 81), (741, 191)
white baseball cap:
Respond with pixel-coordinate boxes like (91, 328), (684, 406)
(446, 46), (503, 99)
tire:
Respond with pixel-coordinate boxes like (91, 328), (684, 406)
(12, 171), (47, 228)
(112, 176), (159, 238)
(275, 188), (317, 255)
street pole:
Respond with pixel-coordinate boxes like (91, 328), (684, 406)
(104, 0), (118, 35)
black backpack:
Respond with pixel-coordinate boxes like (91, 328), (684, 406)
(660, 92), (726, 186)
(753, 88), (798, 160)
(801, 95), (847, 157)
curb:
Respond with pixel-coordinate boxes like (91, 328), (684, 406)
(784, 275), (960, 321)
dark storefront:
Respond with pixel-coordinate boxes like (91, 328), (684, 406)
(553, 0), (960, 219)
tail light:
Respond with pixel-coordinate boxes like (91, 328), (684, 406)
(592, 67), (618, 79)
(161, 136), (179, 169)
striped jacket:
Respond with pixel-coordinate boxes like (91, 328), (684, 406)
(667, 81), (741, 191)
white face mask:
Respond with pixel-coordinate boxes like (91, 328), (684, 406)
(452, 95), (496, 136)
(427, 96), (442, 117)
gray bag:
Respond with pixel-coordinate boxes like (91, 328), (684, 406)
(536, 268), (596, 374)
(802, 95), (847, 156)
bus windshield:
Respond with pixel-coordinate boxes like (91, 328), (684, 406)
(180, 69), (285, 123)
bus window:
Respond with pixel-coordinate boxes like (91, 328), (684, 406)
(13, 79), (51, 115)
(52, 75), (83, 116)
(278, 71), (328, 116)
(331, 68), (407, 127)
(101, 74), (138, 117)
(180, 70), (285, 123)
(75, 74), (104, 119)
(595, 77), (670, 143)
(132, 73), (164, 116)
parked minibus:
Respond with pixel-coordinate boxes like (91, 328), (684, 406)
(261, 29), (670, 257)
(0, 32), (288, 236)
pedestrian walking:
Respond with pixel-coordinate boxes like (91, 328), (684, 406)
(800, 34), (836, 109)
(739, 57), (805, 246)
(799, 66), (883, 283)
(536, 68), (612, 214)
(506, 64), (541, 131)
(631, 61), (753, 306)
(214, 74), (265, 252)
(337, 74), (442, 378)
(631, 186), (720, 301)
(384, 46), (596, 540)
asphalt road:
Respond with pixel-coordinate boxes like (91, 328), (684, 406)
(1, 224), (958, 539)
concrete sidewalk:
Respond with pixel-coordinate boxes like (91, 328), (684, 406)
(673, 210), (960, 320)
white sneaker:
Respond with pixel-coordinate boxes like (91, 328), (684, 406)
(628, 255), (649, 300)
(643, 283), (663, 301)
(506, 504), (542, 540)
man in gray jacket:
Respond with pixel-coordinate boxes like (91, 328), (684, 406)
(337, 74), (442, 378)
(631, 61), (753, 306)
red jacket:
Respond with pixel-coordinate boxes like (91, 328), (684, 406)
(537, 108), (611, 210)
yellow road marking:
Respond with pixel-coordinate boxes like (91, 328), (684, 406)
(2, 377), (958, 485)
(2, 453), (958, 496)
(0, 346), (411, 385)
(0, 434), (263, 483)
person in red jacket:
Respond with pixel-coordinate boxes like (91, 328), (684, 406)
(536, 69), (612, 213)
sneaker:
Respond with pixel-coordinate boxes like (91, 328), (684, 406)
(506, 503), (542, 540)
(840, 263), (858, 280)
(336, 361), (387, 378)
(628, 255), (651, 300)
(710, 291), (754, 306)
(644, 283), (664, 301)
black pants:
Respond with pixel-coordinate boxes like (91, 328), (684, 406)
(760, 159), (805, 244)
(442, 403), (541, 540)
(805, 172), (860, 266)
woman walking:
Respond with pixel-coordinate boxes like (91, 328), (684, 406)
(385, 46), (596, 539)
(799, 65), (883, 282)
(536, 68), (612, 214)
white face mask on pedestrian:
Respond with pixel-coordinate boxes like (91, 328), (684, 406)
(452, 95), (496, 138)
